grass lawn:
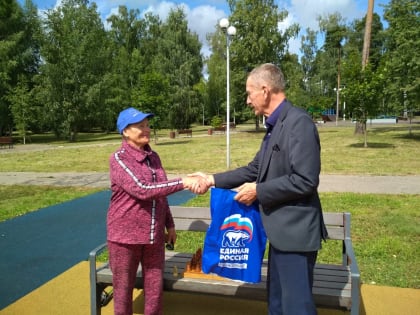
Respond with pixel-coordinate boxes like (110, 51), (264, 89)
(0, 185), (103, 222)
(1, 123), (419, 175)
(0, 122), (419, 289)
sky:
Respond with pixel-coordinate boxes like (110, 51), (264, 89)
(18, 0), (390, 57)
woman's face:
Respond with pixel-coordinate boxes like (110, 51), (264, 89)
(123, 118), (151, 149)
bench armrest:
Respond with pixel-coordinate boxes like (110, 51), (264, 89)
(89, 242), (108, 315)
(343, 213), (361, 315)
(89, 243), (108, 273)
(344, 239), (361, 315)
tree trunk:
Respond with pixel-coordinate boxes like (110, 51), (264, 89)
(354, 121), (365, 135)
(362, 0), (374, 70)
(69, 130), (77, 142)
(356, 0), (374, 139)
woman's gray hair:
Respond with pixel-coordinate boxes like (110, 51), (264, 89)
(248, 63), (286, 93)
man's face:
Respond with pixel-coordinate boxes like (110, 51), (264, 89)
(246, 77), (267, 116)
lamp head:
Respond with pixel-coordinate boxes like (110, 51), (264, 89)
(227, 25), (236, 36)
(219, 18), (229, 30)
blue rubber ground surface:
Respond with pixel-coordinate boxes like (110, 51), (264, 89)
(0, 189), (195, 310)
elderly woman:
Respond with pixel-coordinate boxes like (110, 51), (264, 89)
(107, 107), (198, 315)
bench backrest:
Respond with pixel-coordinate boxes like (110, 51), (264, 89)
(0, 136), (13, 143)
(170, 206), (349, 241)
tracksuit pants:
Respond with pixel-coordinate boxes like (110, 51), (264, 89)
(108, 241), (164, 315)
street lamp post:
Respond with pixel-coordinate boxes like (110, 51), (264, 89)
(219, 18), (236, 169)
(334, 87), (341, 126)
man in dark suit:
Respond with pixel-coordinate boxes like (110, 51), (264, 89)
(193, 63), (328, 314)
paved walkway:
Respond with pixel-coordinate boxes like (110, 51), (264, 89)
(0, 171), (419, 194)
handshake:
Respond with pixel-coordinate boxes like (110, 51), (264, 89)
(182, 172), (214, 195)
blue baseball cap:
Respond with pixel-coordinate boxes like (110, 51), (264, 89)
(117, 107), (154, 134)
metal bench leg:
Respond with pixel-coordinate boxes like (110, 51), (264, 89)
(350, 276), (361, 315)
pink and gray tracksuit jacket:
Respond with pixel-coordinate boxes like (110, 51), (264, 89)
(107, 140), (184, 245)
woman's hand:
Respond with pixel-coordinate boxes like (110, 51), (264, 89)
(166, 227), (177, 248)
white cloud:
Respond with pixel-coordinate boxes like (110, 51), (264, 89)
(185, 5), (226, 57)
(188, 5), (225, 43)
(281, 0), (367, 55)
(141, 2), (225, 58)
(288, 0), (360, 31)
(142, 1), (181, 20)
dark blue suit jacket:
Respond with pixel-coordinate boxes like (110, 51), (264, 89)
(214, 100), (328, 251)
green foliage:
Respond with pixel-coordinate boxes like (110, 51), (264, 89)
(105, 6), (146, 121)
(281, 53), (305, 109)
(0, 0), (40, 136)
(382, 0), (420, 118)
(210, 116), (223, 128)
(342, 63), (385, 121)
(39, 0), (111, 141)
(207, 0), (300, 127)
(134, 71), (169, 131)
(316, 14), (348, 99)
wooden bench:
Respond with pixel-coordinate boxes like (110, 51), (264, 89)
(89, 207), (360, 315)
(0, 136), (13, 149)
(213, 126), (226, 134)
(222, 122), (236, 129)
(177, 129), (192, 137)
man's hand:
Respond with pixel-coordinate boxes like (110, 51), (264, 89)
(186, 172), (214, 194)
(234, 182), (257, 206)
(182, 175), (209, 194)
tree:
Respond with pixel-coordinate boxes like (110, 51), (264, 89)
(357, 0), (375, 144)
(206, 27), (229, 122)
(281, 52), (306, 109)
(7, 0), (43, 141)
(346, 13), (384, 73)
(133, 71), (169, 142)
(362, 0), (375, 70)
(382, 0), (420, 134)
(301, 28), (318, 84)
(39, 0), (111, 141)
(151, 7), (203, 130)
(0, 0), (25, 135)
(300, 28), (330, 118)
(106, 6), (146, 120)
(341, 9), (386, 146)
(209, 0), (299, 129)
(318, 13), (348, 125)
(8, 77), (31, 143)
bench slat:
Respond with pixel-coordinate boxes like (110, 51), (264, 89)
(170, 206), (211, 219)
(325, 226), (345, 240)
(172, 219), (210, 231)
(322, 212), (344, 225)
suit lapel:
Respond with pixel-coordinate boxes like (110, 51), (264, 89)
(257, 101), (292, 182)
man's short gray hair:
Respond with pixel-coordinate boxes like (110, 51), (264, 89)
(248, 63), (286, 93)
